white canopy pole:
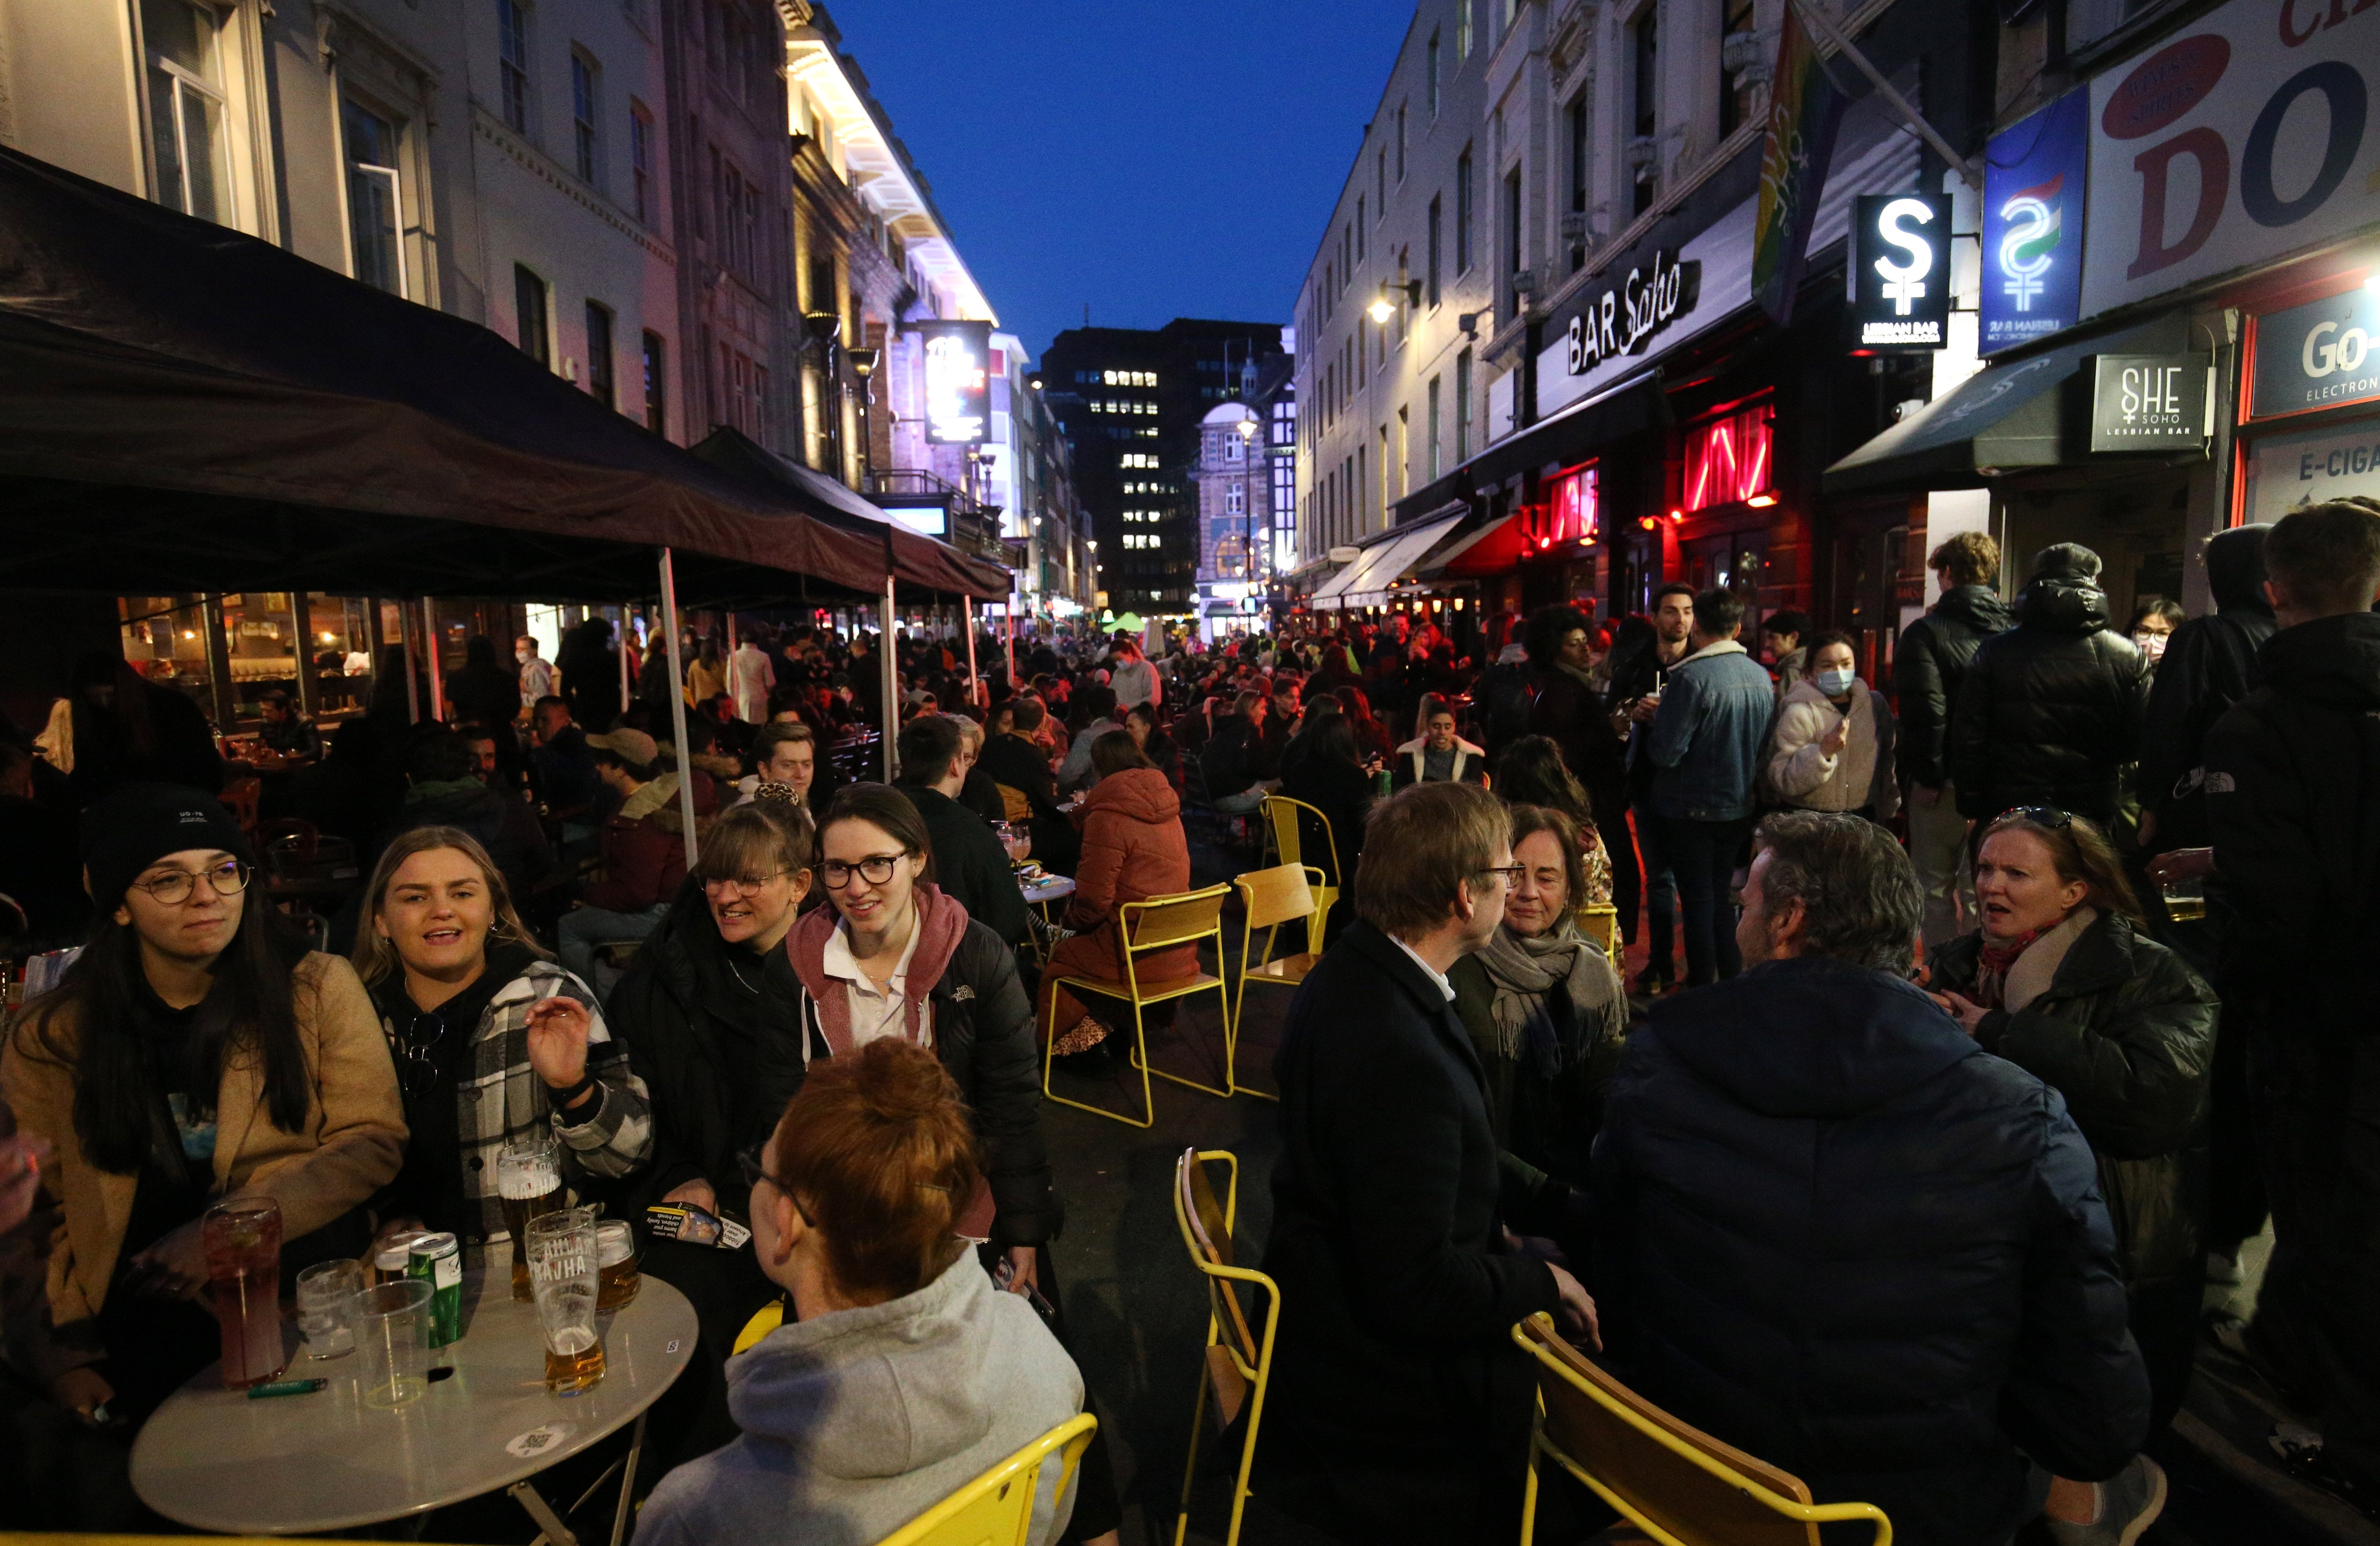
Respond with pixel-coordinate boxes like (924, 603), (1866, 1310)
(659, 548), (700, 866)
(963, 595), (981, 708)
(880, 575), (898, 781)
(617, 605), (632, 716)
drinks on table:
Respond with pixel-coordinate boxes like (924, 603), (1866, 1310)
(406, 1231), (463, 1350)
(498, 1133), (565, 1302)
(528, 1209), (606, 1395)
(359, 1278), (435, 1409)
(295, 1258), (366, 1361)
(201, 1198), (285, 1391)
(595, 1219), (640, 1312)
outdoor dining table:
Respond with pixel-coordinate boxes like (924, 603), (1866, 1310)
(130, 1267), (697, 1544)
(1018, 873), (1076, 965)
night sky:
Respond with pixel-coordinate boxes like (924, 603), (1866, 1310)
(827, 1), (1415, 363)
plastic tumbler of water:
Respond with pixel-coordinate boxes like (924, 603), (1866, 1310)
(201, 1198), (286, 1390)
(358, 1278), (434, 1409)
(295, 1258), (365, 1360)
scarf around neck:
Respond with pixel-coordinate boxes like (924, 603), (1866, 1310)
(1477, 920), (1618, 1076)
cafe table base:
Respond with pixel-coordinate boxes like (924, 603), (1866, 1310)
(129, 1268), (697, 1540)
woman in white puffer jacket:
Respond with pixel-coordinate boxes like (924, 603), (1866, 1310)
(1765, 630), (1900, 819)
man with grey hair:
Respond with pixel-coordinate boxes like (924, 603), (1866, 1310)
(1588, 811), (2156, 1546)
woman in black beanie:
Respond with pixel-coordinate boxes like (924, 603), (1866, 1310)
(1, 783), (405, 1430)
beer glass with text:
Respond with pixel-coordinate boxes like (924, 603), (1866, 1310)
(528, 1210), (605, 1395)
(497, 1133), (564, 1301)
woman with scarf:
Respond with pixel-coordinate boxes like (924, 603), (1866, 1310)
(1449, 804), (1627, 1225)
(1927, 808), (2214, 1525)
(1490, 736), (1616, 909)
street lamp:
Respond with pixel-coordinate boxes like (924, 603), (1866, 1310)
(1368, 278), (1422, 325)
(847, 346), (879, 485)
(803, 310), (844, 482)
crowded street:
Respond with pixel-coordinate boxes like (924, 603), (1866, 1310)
(0, 0), (2377, 1545)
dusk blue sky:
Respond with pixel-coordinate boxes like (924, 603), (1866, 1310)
(827, 1), (1415, 364)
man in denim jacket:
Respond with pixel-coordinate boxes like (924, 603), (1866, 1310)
(1643, 588), (1775, 985)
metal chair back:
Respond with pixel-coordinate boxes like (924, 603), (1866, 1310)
(1170, 1148), (1280, 1546)
(877, 1412), (1100, 1546)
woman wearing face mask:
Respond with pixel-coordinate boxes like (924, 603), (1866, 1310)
(1449, 805), (1627, 1209)
(1, 784), (405, 1429)
(2127, 600), (2184, 682)
(787, 784), (1121, 1546)
(352, 828), (650, 1251)
(1927, 808), (2214, 1535)
(1763, 630), (1899, 821)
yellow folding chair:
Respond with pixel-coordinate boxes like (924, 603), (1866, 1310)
(877, 1411), (1100, 1546)
(1575, 903), (1619, 958)
(1042, 882), (1237, 1127)
(1172, 1148), (1280, 1546)
(1260, 794), (1341, 928)
(1510, 1313), (1892, 1546)
(1229, 863), (1329, 1100)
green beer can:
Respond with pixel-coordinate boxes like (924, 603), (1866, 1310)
(407, 1231), (463, 1348)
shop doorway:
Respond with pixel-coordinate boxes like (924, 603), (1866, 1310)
(2000, 470), (2195, 633)
(1824, 507), (1912, 685)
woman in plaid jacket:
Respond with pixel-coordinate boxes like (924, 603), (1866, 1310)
(352, 827), (653, 1248)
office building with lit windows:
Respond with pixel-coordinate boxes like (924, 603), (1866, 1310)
(1038, 318), (1286, 616)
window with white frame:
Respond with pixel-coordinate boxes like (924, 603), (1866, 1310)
(630, 102), (655, 223)
(1224, 483), (1246, 515)
(498, 0), (533, 133)
(571, 51), (601, 184)
(342, 98), (405, 296)
(141, 0), (231, 224)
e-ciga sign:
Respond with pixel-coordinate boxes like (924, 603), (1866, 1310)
(1565, 252), (1702, 373)
(2081, 0), (2380, 319)
(2252, 286), (2380, 420)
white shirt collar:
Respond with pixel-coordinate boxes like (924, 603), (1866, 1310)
(1389, 935), (1457, 1002)
(822, 913), (922, 995)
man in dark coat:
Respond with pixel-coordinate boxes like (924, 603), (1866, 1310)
(892, 714), (1029, 948)
(1950, 543), (2144, 826)
(2203, 499), (2380, 1507)
(1592, 812), (2152, 1546)
(1610, 586), (1698, 989)
(1257, 781), (1595, 1546)
(386, 729), (553, 903)
(2136, 523), (2276, 856)
(1521, 603), (1636, 943)
(1894, 531), (2014, 944)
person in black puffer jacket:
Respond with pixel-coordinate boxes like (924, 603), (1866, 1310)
(1894, 535), (2015, 795)
(1591, 812), (2148, 1546)
(1951, 543), (2144, 825)
(2136, 523), (2277, 855)
(1929, 810), (2215, 1442)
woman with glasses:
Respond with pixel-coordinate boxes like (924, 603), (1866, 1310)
(786, 783), (1119, 1545)
(1927, 807), (2215, 1529)
(1, 784), (405, 1429)
(634, 1040), (1085, 1546)
(351, 827), (650, 1250)
(1449, 804), (1625, 1220)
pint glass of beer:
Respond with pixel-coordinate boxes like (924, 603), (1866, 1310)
(527, 1210), (605, 1395)
(595, 1219), (640, 1311)
(497, 1133), (564, 1301)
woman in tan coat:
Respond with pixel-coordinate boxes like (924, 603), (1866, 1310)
(1, 784), (404, 1428)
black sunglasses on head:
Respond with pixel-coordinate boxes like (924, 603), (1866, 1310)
(2000, 806), (2076, 830)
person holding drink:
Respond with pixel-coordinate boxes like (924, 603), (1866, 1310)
(351, 826), (651, 1278)
(1, 783), (407, 1429)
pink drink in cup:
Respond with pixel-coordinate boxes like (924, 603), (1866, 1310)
(202, 1198), (286, 1390)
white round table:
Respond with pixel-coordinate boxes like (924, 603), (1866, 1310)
(131, 1268), (696, 1539)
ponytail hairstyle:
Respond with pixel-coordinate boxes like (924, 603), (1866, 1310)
(768, 1038), (982, 1301)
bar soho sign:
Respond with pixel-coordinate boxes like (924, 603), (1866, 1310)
(2089, 354), (2210, 452)
(1565, 251), (1701, 374)
(2251, 286), (2380, 420)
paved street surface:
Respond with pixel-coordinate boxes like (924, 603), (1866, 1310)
(1040, 824), (2377, 1546)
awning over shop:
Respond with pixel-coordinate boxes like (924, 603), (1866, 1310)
(1392, 375), (1670, 527)
(1416, 511), (1523, 580)
(0, 145), (931, 605)
(1823, 317), (2186, 495)
(1319, 509), (1470, 610)
(687, 428), (1010, 599)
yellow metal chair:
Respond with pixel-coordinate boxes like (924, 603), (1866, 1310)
(1171, 1148), (1280, 1546)
(1042, 882), (1237, 1127)
(877, 1411), (1100, 1546)
(1575, 903), (1620, 958)
(1260, 794), (1341, 930)
(1229, 863), (1330, 1101)
(1510, 1313), (1892, 1546)
(733, 1295), (790, 1355)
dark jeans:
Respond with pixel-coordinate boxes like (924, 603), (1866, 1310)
(1645, 813), (1755, 986)
(1629, 804), (1678, 977)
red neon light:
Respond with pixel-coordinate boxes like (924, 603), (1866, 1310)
(1683, 403), (1774, 513)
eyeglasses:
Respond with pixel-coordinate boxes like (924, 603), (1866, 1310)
(702, 868), (789, 896)
(131, 859), (252, 906)
(394, 1012), (446, 1098)
(1478, 863), (1527, 887)
(820, 854), (904, 889)
(734, 1144), (814, 1227)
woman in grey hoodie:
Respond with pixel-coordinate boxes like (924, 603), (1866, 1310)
(631, 1041), (1084, 1546)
